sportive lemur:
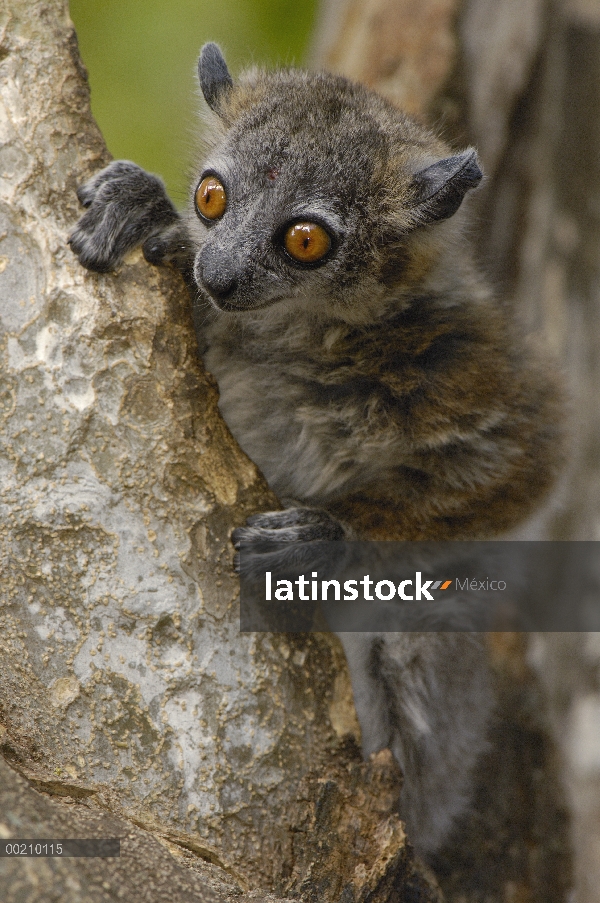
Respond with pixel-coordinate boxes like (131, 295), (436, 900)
(70, 44), (565, 857)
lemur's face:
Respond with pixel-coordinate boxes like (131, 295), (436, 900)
(190, 81), (389, 315)
(191, 50), (481, 319)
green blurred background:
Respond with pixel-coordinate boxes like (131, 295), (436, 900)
(69, 0), (319, 205)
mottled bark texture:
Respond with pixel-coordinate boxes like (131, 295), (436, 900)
(0, 3), (442, 903)
(319, 1), (600, 901)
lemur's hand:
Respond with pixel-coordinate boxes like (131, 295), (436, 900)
(69, 161), (181, 273)
(232, 507), (345, 576)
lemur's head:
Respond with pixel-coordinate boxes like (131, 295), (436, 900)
(191, 43), (482, 321)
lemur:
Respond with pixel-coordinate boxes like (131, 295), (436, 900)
(69, 43), (565, 856)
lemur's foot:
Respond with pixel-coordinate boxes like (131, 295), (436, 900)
(232, 507), (345, 575)
(69, 161), (179, 273)
(233, 507), (345, 547)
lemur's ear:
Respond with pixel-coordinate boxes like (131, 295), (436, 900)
(198, 43), (233, 113)
(412, 149), (482, 224)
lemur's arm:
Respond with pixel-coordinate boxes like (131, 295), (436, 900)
(69, 160), (192, 275)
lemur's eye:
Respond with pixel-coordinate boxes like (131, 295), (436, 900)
(195, 176), (227, 220)
(284, 222), (331, 264)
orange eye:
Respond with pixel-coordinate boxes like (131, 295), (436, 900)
(284, 222), (331, 264)
(195, 176), (227, 220)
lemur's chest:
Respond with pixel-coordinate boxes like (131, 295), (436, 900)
(204, 347), (338, 501)
(203, 335), (403, 504)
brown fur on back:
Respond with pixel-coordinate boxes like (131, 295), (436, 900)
(195, 66), (565, 543)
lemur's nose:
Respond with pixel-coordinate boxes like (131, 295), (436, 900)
(196, 247), (238, 301)
(200, 270), (238, 301)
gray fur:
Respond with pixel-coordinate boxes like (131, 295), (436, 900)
(69, 161), (180, 272)
(69, 50), (564, 859)
(413, 148), (483, 223)
(198, 43), (233, 113)
(339, 632), (492, 854)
